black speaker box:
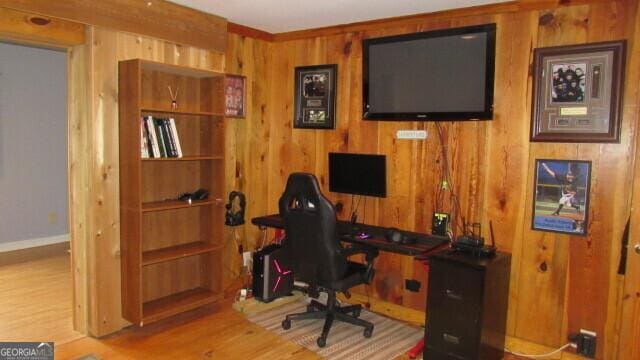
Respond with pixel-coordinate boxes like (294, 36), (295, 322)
(252, 244), (294, 302)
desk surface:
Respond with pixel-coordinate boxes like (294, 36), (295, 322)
(251, 214), (450, 256)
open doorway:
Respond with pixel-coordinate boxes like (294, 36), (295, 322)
(0, 41), (82, 344)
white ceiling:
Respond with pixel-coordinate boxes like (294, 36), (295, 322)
(168, 0), (510, 33)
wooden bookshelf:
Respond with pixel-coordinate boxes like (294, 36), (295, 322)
(119, 59), (225, 326)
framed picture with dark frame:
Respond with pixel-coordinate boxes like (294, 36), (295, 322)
(225, 75), (246, 118)
(532, 159), (591, 236)
(530, 40), (626, 143)
(294, 64), (337, 129)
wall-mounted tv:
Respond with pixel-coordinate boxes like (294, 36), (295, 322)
(363, 23), (496, 121)
(329, 152), (386, 198)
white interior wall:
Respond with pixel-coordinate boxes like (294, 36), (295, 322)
(0, 42), (68, 250)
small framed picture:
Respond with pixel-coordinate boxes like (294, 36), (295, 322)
(531, 40), (626, 143)
(225, 75), (246, 118)
(294, 64), (337, 129)
(532, 159), (591, 236)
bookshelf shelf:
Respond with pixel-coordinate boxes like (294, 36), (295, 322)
(142, 287), (221, 325)
(141, 199), (220, 212)
(141, 155), (224, 161)
(141, 108), (224, 117)
(119, 59), (225, 326)
(142, 241), (222, 266)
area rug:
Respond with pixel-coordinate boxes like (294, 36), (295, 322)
(247, 300), (423, 360)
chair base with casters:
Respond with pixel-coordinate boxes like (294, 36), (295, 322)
(281, 289), (373, 348)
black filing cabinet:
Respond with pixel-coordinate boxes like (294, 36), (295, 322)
(424, 250), (511, 359)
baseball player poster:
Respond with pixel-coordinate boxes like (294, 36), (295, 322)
(532, 159), (591, 235)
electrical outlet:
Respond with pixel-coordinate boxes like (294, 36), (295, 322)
(405, 279), (421, 292)
(570, 329), (597, 358)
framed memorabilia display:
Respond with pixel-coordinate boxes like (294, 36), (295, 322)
(225, 75), (246, 118)
(294, 64), (337, 129)
(530, 40), (626, 143)
(532, 159), (591, 236)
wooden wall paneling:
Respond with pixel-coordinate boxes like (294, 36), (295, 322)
(616, 0), (640, 358)
(565, 2), (636, 358)
(88, 26), (125, 335)
(222, 37), (243, 290)
(512, 5), (589, 348)
(68, 40), (91, 335)
(0, 7), (84, 47)
(485, 10), (539, 336)
(0, 0), (227, 52)
(266, 40), (297, 214)
(223, 34), (273, 290)
(220, 1), (640, 356)
(229, 33), (270, 258)
(240, 38), (274, 251)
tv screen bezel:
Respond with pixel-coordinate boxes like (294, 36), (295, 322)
(328, 152), (387, 198)
(362, 23), (497, 121)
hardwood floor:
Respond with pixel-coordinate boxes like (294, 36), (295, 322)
(0, 252), (83, 345)
(56, 299), (320, 359)
(56, 297), (529, 359)
(0, 252), (528, 359)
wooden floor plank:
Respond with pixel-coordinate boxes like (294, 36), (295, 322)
(0, 253), (83, 345)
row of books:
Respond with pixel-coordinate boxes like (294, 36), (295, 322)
(140, 116), (183, 158)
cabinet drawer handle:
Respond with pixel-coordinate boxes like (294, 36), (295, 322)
(443, 333), (460, 344)
(446, 289), (463, 300)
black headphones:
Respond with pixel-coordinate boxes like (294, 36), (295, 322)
(225, 191), (246, 227)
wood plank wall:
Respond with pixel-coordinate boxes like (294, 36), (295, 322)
(75, 26), (225, 336)
(227, 0), (640, 357)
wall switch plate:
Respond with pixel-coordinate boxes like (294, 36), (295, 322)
(396, 130), (427, 139)
(242, 251), (252, 267)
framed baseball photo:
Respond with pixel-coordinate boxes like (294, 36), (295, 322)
(293, 64), (337, 129)
(530, 41), (626, 143)
(532, 159), (591, 236)
(225, 75), (246, 118)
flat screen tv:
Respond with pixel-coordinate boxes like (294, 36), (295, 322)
(363, 23), (496, 121)
(329, 153), (386, 197)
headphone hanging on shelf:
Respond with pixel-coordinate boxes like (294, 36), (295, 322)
(225, 191), (246, 227)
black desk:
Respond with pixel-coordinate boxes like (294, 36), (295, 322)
(251, 214), (449, 256)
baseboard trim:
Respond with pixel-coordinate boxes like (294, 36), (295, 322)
(0, 235), (70, 266)
(0, 234), (69, 252)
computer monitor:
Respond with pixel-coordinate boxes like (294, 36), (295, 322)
(328, 153), (386, 197)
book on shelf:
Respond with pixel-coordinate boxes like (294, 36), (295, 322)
(140, 118), (149, 158)
(141, 115), (183, 158)
(168, 118), (183, 157)
(144, 116), (161, 158)
(161, 118), (178, 157)
(153, 118), (168, 157)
